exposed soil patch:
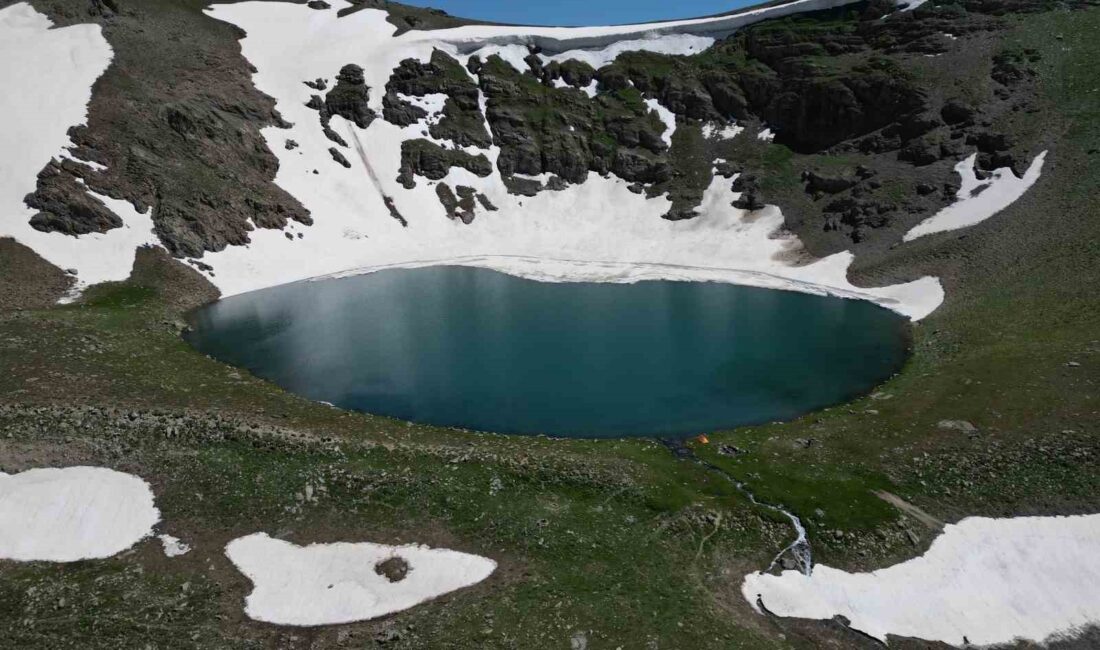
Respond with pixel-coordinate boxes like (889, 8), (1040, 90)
(375, 556), (411, 582)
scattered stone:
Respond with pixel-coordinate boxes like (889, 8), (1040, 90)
(570, 630), (588, 650)
(717, 444), (743, 457)
(328, 147), (351, 168)
(938, 420), (978, 434)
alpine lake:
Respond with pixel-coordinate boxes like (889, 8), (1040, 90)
(185, 266), (910, 438)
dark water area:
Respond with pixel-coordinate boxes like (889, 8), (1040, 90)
(396, 0), (761, 27)
(184, 266), (909, 438)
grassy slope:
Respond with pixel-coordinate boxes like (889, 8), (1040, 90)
(0, 4), (1098, 650)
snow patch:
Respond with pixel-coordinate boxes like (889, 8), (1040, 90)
(225, 533), (496, 626)
(757, 127), (775, 142)
(644, 98), (676, 147)
(702, 121), (744, 140)
(159, 534), (192, 558)
(539, 33), (715, 69)
(904, 150), (1046, 242)
(742, 513), (1100, 647)
(467, 43), (530, 73)
(0, 467), (160, 562)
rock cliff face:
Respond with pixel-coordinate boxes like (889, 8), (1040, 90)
(19, 0), (1095, 260)
(365, 0), (1071, 243)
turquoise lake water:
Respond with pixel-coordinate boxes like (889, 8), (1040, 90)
(184, 266), (909, 438)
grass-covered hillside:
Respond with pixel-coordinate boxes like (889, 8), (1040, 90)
(0, 0), (1098, 648)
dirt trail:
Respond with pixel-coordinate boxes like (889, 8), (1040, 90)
(874, 490), (944, 531)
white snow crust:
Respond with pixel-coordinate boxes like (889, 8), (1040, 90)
(702, 121), (745, 140)
(189, 0), (942, 320)
(539, 33), (715, 69)
(644, 98), (677, 147)
(0, 467), (160, 562)
(225, 533), (496, 626)
(0, 3), (151, 293)
(742, 514), (1100, 647)
(904, 150), (1047, 242)
(757, 127), (776, 142)
(159, 534), (192, 557)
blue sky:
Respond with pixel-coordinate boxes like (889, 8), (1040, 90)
(398, 0), (762, 27)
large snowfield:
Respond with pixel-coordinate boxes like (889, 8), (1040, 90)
(0, 0), (949, 319)
(225, 533), (497, 626)
(0, 3), (156, 295)
(192, 0), (943, 320)
(742, 513), (1100, 647)
(0, 467), (160, 562)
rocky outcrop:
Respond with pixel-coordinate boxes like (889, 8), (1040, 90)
(385, 50), (491, 148)
(24, 161), (122, 235)
(329, 147), (352, 168)
(305, 64), (377, 149)
(473, 54), (670, 186)
(435, 183), (483, 224)
(396, 139), (492, 188)
(324, 64), (377, 129)
(731, 174), (766, 212)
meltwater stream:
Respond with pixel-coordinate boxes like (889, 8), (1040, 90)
(185, 266), (911, 439)
(664, 440), (812, 574)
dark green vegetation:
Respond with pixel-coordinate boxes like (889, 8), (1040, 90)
(1, 0), (1099, 648)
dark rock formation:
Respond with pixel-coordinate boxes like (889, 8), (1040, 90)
(329, 147), (351, 168)
(382, 91), (427, 126)
(803, 171), (857, 195)
(24, 161), (122, 235)
(385, 50), (491, 148)
(304, 64), (377, 149)
(474, 54), (669, 186)
(396, 139), (492, 188)
(731, 174), (766, 211)
(325, 64), (376, 129)
(435, 183), (478, 224)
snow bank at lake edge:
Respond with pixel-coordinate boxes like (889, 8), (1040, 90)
(225, 533), (496, 626)
(0, 467), (161, 562)
(742, 513), (1100, 647)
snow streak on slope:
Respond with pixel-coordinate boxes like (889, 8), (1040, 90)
(201, 0), (942, 320)
(904, 150), (1047, 242)
(225, 533), (496, 626)
(0, 467), (160, 562)
(742, 514), (1100, 647)
(0, 3), (153, 293)
(539, 33), (716, 69)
